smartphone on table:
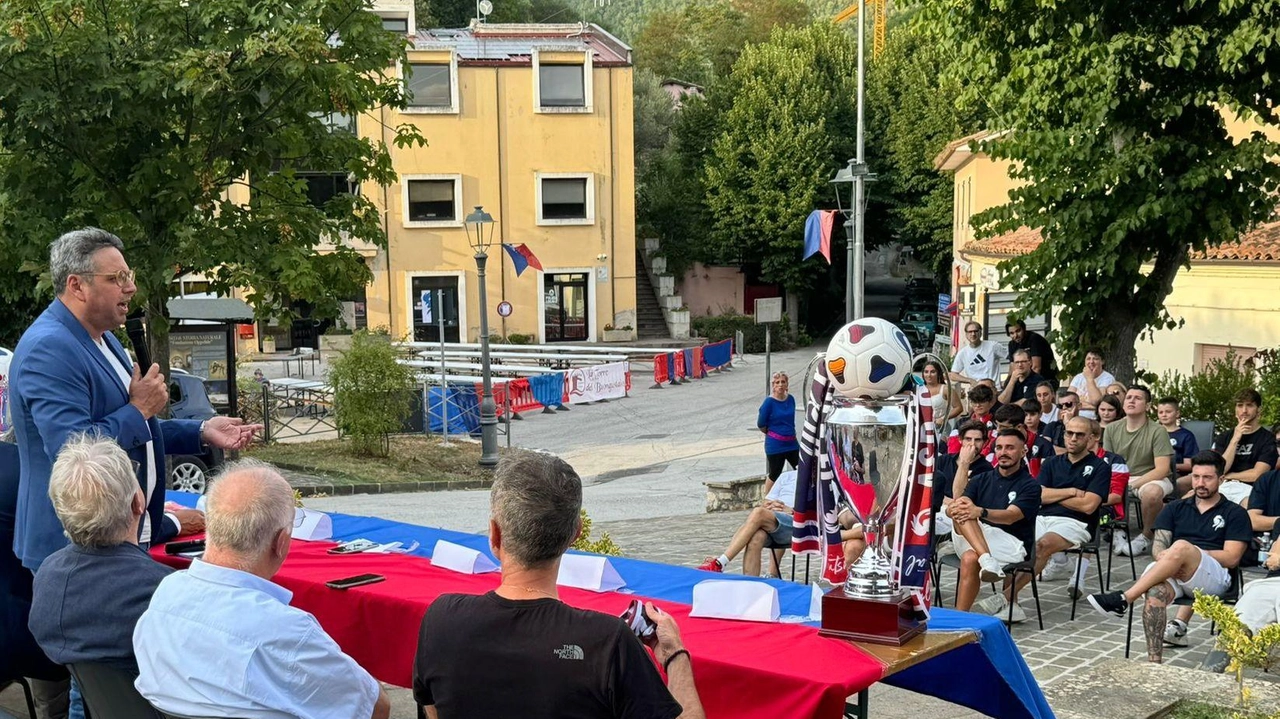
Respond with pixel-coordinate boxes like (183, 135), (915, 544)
(325, 573), (387, 590)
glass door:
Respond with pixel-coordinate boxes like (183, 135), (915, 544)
(412, 276), (460, 343)
(544, 273), (589, 342)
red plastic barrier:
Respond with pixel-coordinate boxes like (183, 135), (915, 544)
(474, 378), (542, 417)
(673, 351), (686, 382)
(692, 347), (706, 379)
(652, 354), (670, 388)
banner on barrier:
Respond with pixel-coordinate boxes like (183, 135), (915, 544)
(703, 339), (733, 369)
(567, 361), (629, 404)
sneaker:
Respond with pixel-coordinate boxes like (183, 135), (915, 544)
(1126, 533), (1151, 556)
(698, 557), (724, 573)
(1164, 620), (1188, 647)
(1111, 529), (1129, 554)
(1067, 559), (1090, 599)
(1040, 556), (1074, 581)
(975, 593), (1008, 616)
(1201, 649), (1230, 673)
(1087, 591), (1129, 618)
(1007, 601), (1028, 624)
(978, 553), (1006, 583)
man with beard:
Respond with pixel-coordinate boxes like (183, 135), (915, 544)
(1087, 451), (1251, 663)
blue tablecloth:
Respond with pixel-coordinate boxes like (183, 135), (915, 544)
(169, 491), (1053, 719)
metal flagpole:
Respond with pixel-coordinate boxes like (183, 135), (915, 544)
(853, 0), (866, 322)
(438, 289), (449, 445)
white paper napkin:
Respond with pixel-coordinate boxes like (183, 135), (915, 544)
(690, 579), (780, 623)
(431, 540), (500, 574)
(291, 508), (333, 541)
(556, 554), (626, 592)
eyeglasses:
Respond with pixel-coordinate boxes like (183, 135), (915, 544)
(1057, 403), (1075, 409)
(83, 269), (136, 286)
(965, 329), (981, 335)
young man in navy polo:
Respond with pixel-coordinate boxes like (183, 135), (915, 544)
(1087, 451), (1251, 663)
(1212, 389), (1279, 506)
(948, 429), (1042, 613)
(934, 420), (994, 542)
(982, 417), (1110, 619)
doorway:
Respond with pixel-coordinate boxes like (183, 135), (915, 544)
(543, 272), (589, 342)
(412, 276), (460, 343)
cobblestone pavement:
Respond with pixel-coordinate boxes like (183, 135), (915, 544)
(596, 510), (1260, 716)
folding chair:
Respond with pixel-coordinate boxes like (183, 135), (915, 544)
(1124, 566), (1242, 659)
(764, 535), (811, 584)
(1101, 490), (1142, 586)
(937, 545), (1044, 629)
(0, 677), (37, 719)
(67, 663), (163, 719)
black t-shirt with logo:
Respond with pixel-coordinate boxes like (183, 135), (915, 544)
(933, 453), (993, 511)
(1251, 470), (1280, 520)
(414, 592), (681, 719)
(1006, 372), (1047, 404)
(1154, 496), (1253, 552)
(963, 466), (1042, 553)
(1037, 453), (1111, 524)
(1212, 428), (1280, 475)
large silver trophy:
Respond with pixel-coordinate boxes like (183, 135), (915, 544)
(825, 396), (909, 600)
(817, 317), (926, 645)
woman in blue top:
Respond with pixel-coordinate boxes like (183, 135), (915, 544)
(758, 372), (801, 492)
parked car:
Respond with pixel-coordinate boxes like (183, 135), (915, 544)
(167, 368), (225, 495)
(898, 296), (934, 319)
(900, 310), (938, 338)
(904, 277), (937, 298)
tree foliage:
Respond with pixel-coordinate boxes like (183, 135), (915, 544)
(865, 12), (985, 280)
(924, 0), (1280, 382)
(327, 328), (416, 456)
(701, 22), (857, 294)
(0, 0), (425, 372)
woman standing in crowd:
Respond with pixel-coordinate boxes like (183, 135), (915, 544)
(918, 359), (960, 425)
(758, 372), (800, 494)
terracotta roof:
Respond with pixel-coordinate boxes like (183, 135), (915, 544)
(415, 22), (631, 66)
(961, 220), (1280, 263)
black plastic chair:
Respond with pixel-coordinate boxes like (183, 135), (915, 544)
(764, 535), (810, 584)
(66, 663), (163, 719)
(1123, 567), (1242, 659)
(1101, 490), (1143, 586)
(938, 546), (1044, 629)
(1066, 515), (1109, 620)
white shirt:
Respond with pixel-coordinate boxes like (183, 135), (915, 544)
(134, 560), (381, 719)
(1070, 370), (1117, 419)
(93, 337), (158, 543)
(950, 341), (1003, 383)
(767, 470), (798, 507)
(1040, 407), (1059, 425)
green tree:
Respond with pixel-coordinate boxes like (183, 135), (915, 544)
(0, 0), (425, 374)
(865, 13), (985, 280)
(701, 22), (857, 294)
(925, 0), (1280, 382)
(632, 69), (680, 176)
(328, 329), (417, 456)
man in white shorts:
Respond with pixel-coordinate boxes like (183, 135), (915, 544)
(948, 429), (1042, 612)
(1087, 451), (1251, 663)
(977, 417), (1111, 620)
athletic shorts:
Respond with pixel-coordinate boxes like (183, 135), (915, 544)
(1035, 516), (1091, 547)
(1141, 547), (1230, 599)
(952, 523), (1026, 566)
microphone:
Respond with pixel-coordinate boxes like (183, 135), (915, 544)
(125, 311), (152, 370)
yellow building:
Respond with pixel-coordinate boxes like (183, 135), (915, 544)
(356, 19), (639, 344)
(934, 121), (1280, 377)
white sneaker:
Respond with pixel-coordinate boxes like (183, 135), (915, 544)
(1068, 559), (1090, 599)
(1164, 620), (1189, 647)
(978, 553), (1006, 583)
(1007, 601), (1028, 624)
(1040, 556), (1075, 581)
(1111, 529), (1130, 555)
(1126, 533), (1150, 556)
(975, 593), (1008, 616)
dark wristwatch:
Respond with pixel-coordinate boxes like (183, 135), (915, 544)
(980, 507), (989, 520)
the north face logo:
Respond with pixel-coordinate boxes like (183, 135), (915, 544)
(553, 645), (584, 660)
(1212, 515), (1225, 531)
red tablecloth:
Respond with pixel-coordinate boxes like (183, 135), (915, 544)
(155, 539), (885, 718)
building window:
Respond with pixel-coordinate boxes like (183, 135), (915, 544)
(538, 64), (586, 108)
(404, 176), (462, 225)
(537, 174), (593, 225)
(407, 63), (452, 108)
(299, 172), (354, 208)
(382, 16), (409, 33)
(1195, 343), (1257, 371)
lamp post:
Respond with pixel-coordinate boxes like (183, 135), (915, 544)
(465, 205), (500, 467)
(831, 160), (873, 323)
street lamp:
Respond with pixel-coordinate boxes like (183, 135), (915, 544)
(831, 160), (873, 323)
(465, 205), (499, 468)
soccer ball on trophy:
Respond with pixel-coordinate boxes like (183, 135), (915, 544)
(824, 318), (913, 400)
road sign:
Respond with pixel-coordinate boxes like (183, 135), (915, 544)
(497, 301), (513, 318)
(754, 297), (782, 324)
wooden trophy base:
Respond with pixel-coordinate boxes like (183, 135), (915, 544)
(818, 587), (926, 646)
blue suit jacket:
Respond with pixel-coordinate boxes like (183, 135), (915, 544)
(10, 300), (202, 571)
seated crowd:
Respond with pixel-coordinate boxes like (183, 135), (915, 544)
(3, 433), (706, 719)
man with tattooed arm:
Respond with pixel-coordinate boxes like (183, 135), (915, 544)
(1086, 451), (1251, 663)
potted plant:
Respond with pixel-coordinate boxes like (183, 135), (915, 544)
(320, 323), (355, 353)
(602, 323), (631, 342)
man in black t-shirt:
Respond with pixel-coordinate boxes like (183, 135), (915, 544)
(948, 429), (1042, 612)
(934, 420), (993, 539)
(1040, 389), (1080, 454)
(1005, 320), (1059, 386)
(1087, 451), (1251, 664)
(414, 453), (702, 719)
(998, 349), (1046, 406)
(1211, 389), (1279, 506)
(1248, 469), (1280, 534)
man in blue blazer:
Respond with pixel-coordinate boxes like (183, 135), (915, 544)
(10, 228), (258, 572)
